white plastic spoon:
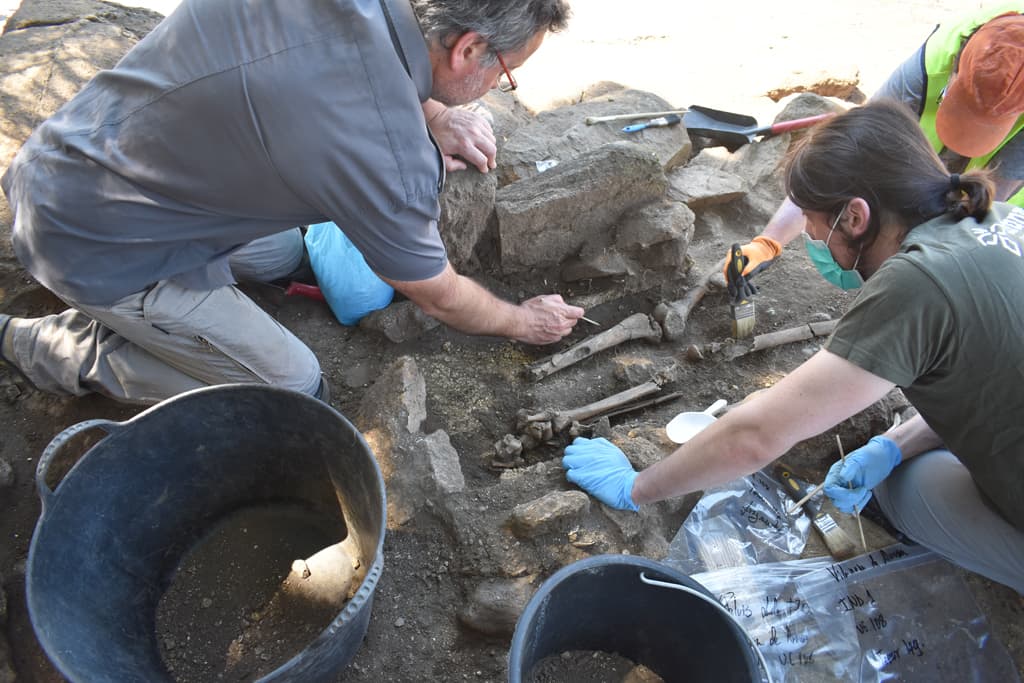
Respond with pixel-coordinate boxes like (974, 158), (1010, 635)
(665, 399), (728, 444)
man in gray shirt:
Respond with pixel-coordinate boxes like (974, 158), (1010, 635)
(0, 0), (581, 404)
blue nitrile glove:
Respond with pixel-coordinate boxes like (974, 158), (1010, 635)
(823, 436), (902, 513)
(305, 222), (394, 325)
(562, 437), (640, 511)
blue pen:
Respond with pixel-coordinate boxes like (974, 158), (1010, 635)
(622, 113), (682, 133)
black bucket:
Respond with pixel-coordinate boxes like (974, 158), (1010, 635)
(508, 555), (761, 682)
(26, 384), (386, 682)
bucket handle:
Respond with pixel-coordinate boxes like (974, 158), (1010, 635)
(36, 418), (122, 509)
(639, 572), (774, 683)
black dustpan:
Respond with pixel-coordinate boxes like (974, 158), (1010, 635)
(684, 104), (834, 151)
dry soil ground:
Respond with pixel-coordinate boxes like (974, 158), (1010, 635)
(1, 1), (1022, 682)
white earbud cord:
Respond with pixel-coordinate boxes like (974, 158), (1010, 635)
(638, 572), (774, 683)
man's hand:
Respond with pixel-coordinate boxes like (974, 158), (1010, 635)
(721, 235), (783, 278)
(513, 295), (584, 345)
(824, 435), (903, 513)
(424, 101), (497, 174)
(562, 437), (639, 511)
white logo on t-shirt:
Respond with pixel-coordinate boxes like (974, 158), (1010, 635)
(973, 207), (1024, 256)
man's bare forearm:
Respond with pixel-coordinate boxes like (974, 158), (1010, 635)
(387, 264), (522, 337)
(384, 263), (581, 344)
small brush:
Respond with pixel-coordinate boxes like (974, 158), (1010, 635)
(730, 299), (755, 339)
(837, 435), (868, 553)
(726, 243), (756, 339)
(775, 465), (858, 561)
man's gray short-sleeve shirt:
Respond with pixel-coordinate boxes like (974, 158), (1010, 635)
(1, 0), (448, 305)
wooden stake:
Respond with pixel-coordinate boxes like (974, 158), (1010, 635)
(837, 435), (868, 553)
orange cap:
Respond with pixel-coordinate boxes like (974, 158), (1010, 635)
(935, 14), (1024, 157)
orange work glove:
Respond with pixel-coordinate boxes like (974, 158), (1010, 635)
(721, 235), (783, 278)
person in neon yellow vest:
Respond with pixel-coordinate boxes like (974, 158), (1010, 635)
(729, 5), (1024, 281)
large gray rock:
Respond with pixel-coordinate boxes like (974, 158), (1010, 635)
(495, 142), (667, 273)
(356, 357), (465, 525)
(0, 0), (163, 251)
(560, 199), (695, 284)
(356, 355), (426, 435)
(6, 0), (163, 37)
(415, 430), (466, 496)
(457, 576), (536, 638)
(508, 490), (591, 538)
(667, 159), (748, 210)
(497, 84), (690, 187)
(438, 168), (497, 274)
(615, 200), (695, 257)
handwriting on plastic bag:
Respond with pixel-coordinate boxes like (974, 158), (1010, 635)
(823, 545), (928, 670)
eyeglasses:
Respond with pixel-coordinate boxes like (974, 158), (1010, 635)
(495, 51), (517, 92)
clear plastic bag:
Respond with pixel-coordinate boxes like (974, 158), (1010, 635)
(683, 544), (1020, 682)
(794, 544), (1020, 682)
(663, 469), (811, 575)
(693, 557), (861, 683)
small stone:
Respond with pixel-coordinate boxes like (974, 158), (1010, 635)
(394, 617), (406, 628)
(200, 597), (213, 608)
(2, 384), (20, 403)
(0, 458), (13, 488)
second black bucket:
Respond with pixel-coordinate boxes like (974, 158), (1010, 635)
(26, 384), (386, 682)
(508, 554), (761, 682)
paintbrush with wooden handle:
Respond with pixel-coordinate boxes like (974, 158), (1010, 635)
(774, 464), (858, 561)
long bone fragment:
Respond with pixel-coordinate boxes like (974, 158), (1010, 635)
(519, 380), (663, 433)
(687, 319), (839, 361)
(524, 263), (726, 382)
(525, 313), (662, 381)
(654, 264), (726, 342)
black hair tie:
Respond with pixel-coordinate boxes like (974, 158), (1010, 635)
(950, 173), (961, 191)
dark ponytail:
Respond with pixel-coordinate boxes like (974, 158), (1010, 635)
(786, 100), (995, 244)
(947, 172), (993, 222)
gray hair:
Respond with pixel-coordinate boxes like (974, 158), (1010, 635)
(410, 0), (571, 61)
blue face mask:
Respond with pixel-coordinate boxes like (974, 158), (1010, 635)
(803, 208), (864, 290)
